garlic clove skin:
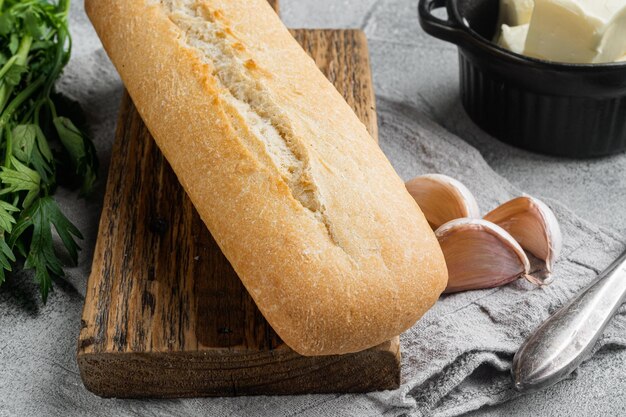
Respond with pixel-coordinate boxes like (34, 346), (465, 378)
(435, 218), (531, 294)
(406, 174), (480, 230)
(484, 196), (562, 273)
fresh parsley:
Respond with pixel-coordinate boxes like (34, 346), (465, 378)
(0, 0), (97, 302)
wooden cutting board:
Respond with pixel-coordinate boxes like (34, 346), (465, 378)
(78, 1), (400, 398)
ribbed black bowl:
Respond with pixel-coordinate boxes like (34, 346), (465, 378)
(418, 0), (626, 158)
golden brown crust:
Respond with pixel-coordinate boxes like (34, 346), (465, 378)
(85, 0), (448, 356)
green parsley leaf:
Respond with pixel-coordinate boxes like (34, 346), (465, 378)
(30, 39), (53, 52)
(2, 63), (26, 86)
(34, 124), (53, 162)
(23, 10), (44, 40)
(0, 200), (18, 233)
(8, 33), (19, 54)
(0, 156), (41, 208)
(11, 124), (37, 162)
(0, 0), (97, 302)
(53, 116), (98, 195)
(10, 196), (82, 302)
(0, 237), (16, 286)
(0, 13), (14, 36)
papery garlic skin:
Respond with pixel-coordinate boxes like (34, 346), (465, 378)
(436, 218), (531, 293)
(406, 174), (480, 230)
(484, 196), (562, 272)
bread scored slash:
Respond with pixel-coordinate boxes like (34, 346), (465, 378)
(85, 0), (448, 356)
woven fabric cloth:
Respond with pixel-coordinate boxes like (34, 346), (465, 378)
(1, 2), (625, 416)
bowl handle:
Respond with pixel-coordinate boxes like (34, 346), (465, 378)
(418, 0), (467, 46)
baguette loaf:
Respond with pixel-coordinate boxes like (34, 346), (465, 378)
(86, 0), (448, 356)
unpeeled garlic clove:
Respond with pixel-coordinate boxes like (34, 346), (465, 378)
(484, 196), (562, 273)
(435, 218), (532, 293)
(406, 174), (480, 230)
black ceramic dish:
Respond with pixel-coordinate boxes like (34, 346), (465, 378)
(418, 0), (626, 158)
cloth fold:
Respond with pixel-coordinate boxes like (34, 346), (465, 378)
(1, 2), (625, 416)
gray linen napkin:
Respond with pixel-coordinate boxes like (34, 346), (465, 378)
(1, 2), (626, 416)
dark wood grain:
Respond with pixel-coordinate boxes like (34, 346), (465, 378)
(77, 19), (398, 397)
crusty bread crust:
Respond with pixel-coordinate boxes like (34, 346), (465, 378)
(86, 0), (448, 356)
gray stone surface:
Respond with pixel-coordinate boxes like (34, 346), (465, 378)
(1, 1), (625, 416)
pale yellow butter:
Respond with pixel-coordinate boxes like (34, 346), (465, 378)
(498, 24), (530, 54)
(595, 6), (626, 63)
(524, 0), (626, 63)
(494, 0), (626, 63)
(524, 0), (604, 63)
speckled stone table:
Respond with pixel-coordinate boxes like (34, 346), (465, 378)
(1, 1), (624, 416)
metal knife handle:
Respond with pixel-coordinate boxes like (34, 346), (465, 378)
(512, 249), (626, 392)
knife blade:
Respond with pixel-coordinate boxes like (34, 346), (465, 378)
(512, 248), (626, 392)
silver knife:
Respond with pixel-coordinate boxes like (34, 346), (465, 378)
(512, 248), (626, 392)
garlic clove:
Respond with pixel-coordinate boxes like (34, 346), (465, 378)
(405, 174), (480, 230)
(484, 196), (562, 273)
(435, 218), (531, 293)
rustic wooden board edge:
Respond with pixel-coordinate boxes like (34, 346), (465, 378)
(78, 338), (400, 398)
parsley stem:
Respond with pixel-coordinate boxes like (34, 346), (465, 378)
(43, 30), (67, 99)
(4, 126), (12, 168)
(0, 56), (17, 82)
(58, 0), (70, 15)
(15, 35), (33, 66)
(0, 35), (33, 112)
(0, 75), (45, 132)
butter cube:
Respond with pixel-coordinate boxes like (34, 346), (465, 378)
(498, 24), (530, 54)
(524, 0), (604, 63)
(524, 0), (626, 63)
(595, 6), (626, 63)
